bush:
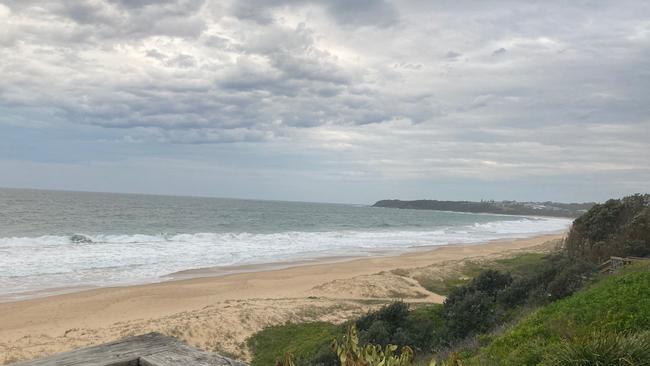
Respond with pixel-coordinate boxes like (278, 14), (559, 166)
(355, 302), (446, 354)
(356, 301), (409, 333)
(442, 270), (513, 341)
(517, 253), (595, 304)
(565, 194), (650, 263)
(471, 270), (513, 299)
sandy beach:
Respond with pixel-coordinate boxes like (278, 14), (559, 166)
(0, 234), (562, 364)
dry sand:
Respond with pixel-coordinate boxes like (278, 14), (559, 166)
(0, 234), (562, 364)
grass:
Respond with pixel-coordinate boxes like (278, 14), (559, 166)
(492, 252), (548, 276)
(467, 268), (650, 365)
(247, 322), (339, 366)
(541, 331), (650, 366)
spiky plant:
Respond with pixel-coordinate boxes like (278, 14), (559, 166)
(331, 324), (415, 366)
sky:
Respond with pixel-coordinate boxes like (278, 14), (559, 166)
(0, 0), (648, 204)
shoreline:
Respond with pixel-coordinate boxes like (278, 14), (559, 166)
(0, 229), (568, 304)
(0, 233), (564, 364)
(166, 230), (568, 280)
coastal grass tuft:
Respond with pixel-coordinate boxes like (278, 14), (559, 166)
(541, 331), (650, 366)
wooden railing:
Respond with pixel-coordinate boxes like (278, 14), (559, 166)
(598, 256), (650, 273)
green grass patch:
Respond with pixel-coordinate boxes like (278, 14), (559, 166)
(469, 269), (650, 365)
(247, 322), (338, 366)
(492, 252), (547, 276)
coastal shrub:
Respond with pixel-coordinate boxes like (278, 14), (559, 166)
(355, 302), (445, 354)
(541, 331), (650, 366)
(356, 301), (409, 333)
(435, 253), (596, 354)
(564, 194), (650, 263)
(442, 270), (513, 341)
(520, 253), (596, 303)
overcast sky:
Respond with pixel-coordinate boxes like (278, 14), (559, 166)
(0, 0), (648, 204)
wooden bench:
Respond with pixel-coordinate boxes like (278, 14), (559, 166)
(10, 333), (248, 366)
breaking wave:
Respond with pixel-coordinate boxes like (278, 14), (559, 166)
(0, 217), (571, 300)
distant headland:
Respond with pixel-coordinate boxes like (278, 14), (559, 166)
(372, 199), (595, 218)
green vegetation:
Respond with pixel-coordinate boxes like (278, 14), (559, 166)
(248, 194), (650, 365)
(414, 252), (549, 296)
(542, 331), (650, 366)
(413, 261), (485, 295)
(355, 302), (444, 355)
(247, 303), (446, 366)
(565, 193), (650, 262)
(472, 269), (650, 365)
(331, 325), (415, 366)
(373, 199), (593, 218)
(247, 322), (339, 366)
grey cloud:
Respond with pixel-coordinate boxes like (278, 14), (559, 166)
(232, 0), (398, 27)
(445, 51), (462, 60)
(109, 0), (180, 9)
(326, 0), (398, 27)
(393, 62), (422, 70)
(145, 49), (167, 60)
(165, 54), (197, 68)
(3, 0), (207, 41)
(0, 0), (648, 200)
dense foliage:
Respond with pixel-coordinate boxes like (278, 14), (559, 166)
(441, 254), (596, 343)
(355, 302), (444, 354)
(565, 193), (650, 262)
(373, 199), (593, 218)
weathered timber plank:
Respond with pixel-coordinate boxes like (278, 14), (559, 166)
(10, 333), (247, 366)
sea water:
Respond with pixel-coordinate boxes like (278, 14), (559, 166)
(0, 188), (571, 300)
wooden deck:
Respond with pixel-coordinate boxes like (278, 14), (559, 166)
(10, 333), (248, 366)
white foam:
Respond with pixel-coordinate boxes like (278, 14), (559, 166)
(0, 217), (571, 300)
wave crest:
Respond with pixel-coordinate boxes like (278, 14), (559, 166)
(0, 216), (571, 300)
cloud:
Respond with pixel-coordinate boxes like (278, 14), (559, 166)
(0, 0), (649, 201)
(445, 51), (462, 60)
(231, 0), (399, 27)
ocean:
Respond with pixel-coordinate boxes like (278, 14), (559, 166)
(0, 188), (571, 301)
